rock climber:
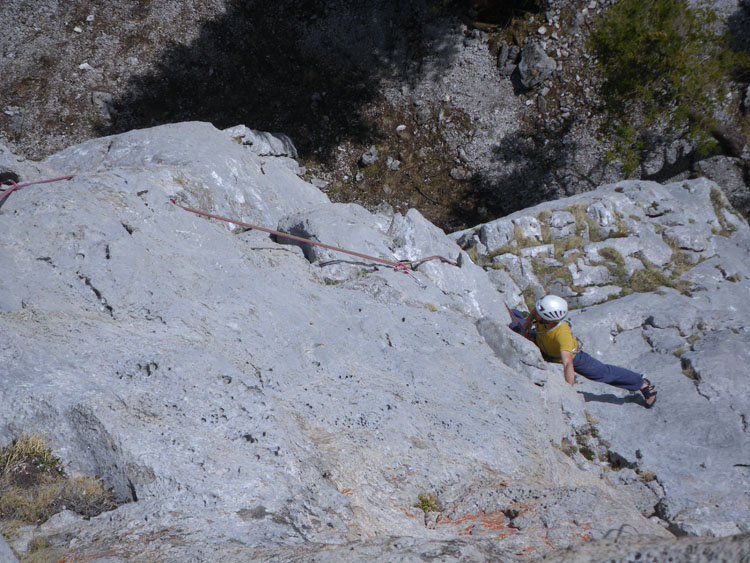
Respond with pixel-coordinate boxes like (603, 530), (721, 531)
(514, 295), (657, 408)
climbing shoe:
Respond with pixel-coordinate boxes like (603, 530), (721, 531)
(641, 378), (657, 408)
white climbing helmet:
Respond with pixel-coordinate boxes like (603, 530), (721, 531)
(535, 295), (568, 322)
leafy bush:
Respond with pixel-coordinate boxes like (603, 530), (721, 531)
(589, 0), (750, 175)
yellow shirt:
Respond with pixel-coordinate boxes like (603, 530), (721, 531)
(533, 321), (579, 363)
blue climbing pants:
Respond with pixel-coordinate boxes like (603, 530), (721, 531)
(573, 351), (644, 391)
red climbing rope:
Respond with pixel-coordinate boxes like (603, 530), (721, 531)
(0, 175), (76, 205)
(170, 200), (459, 280)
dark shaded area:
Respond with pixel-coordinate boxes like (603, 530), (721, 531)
(450, 119), (594, 226)
(0, 171), (21, 185)
(99, 0), (552, 232)
(640, 147), (697, 184)
(101, 0), (465, 163)
(452, 0), (541, 25)
(728, 4), (750, 59)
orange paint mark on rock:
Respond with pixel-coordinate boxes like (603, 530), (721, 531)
(392, 501), (419, 518)
(574, 522), (594, 542)
(438, 509), (517, 539)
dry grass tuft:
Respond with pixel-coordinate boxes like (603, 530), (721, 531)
(0, 433), (118, 541)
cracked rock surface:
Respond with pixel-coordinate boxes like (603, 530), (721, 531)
(453, 176), (750, 538)
(1, 122), (749, 560)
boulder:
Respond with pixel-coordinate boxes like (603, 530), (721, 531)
(692, 156), (750, 218)
(547, 210), (577, 239)
(223, 125), (298, 158)
(497, 40), (520, 77)
(518, 41), (556, 89)
(359, 145), (379, 166)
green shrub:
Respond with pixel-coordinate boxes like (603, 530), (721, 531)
(589, 0), (750, 175)
(579, 444), (596, 461)
(415, 493), (441, 513)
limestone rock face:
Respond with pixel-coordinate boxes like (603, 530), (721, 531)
(453, 177), (750, 539)
(1, 123), (748, 560)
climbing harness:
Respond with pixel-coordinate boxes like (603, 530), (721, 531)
(0, 175), (76, 208)
(170, 199), (460, 287)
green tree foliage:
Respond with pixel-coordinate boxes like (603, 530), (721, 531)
(589, 0), (749, 175)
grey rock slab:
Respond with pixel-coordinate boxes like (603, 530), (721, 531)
(275, 202), (396, 282)
(547, 210), (577, 239)
(486, 268), (523, 308)
(478, 219), (515, 250)
(512, 215), (543, 242)
(569, 285), (623, 307)
(0, 534), (18, 563)
(567, 259), (614, 286)
(2, 124), (748, 559)
(223, 124), (298, 158)
(571, 288), (750, 536)
(642, 326), (687, 355)
(518, 41), (556, 89)
(681, 257), (730, 291)
(692, 156), (750, 216)
(0, 124), (601, 558)
(476, 317), (548, 376)
(663, 224), (714, 254)
(520, 243), (554, 260)
(586, 199), (621, 237)
(388, 208), (507, 319)
(583, 234), (672, 268)
(42, 121), (329, 228)
(681, 331), (750, 408)
(683, 240), (750, 289)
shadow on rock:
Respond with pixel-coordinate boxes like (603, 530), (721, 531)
(728, 4), (750, 56)
(451, 120), (599, 226)
(579, 391), (644, 407)
(99, 0), (462, 164)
